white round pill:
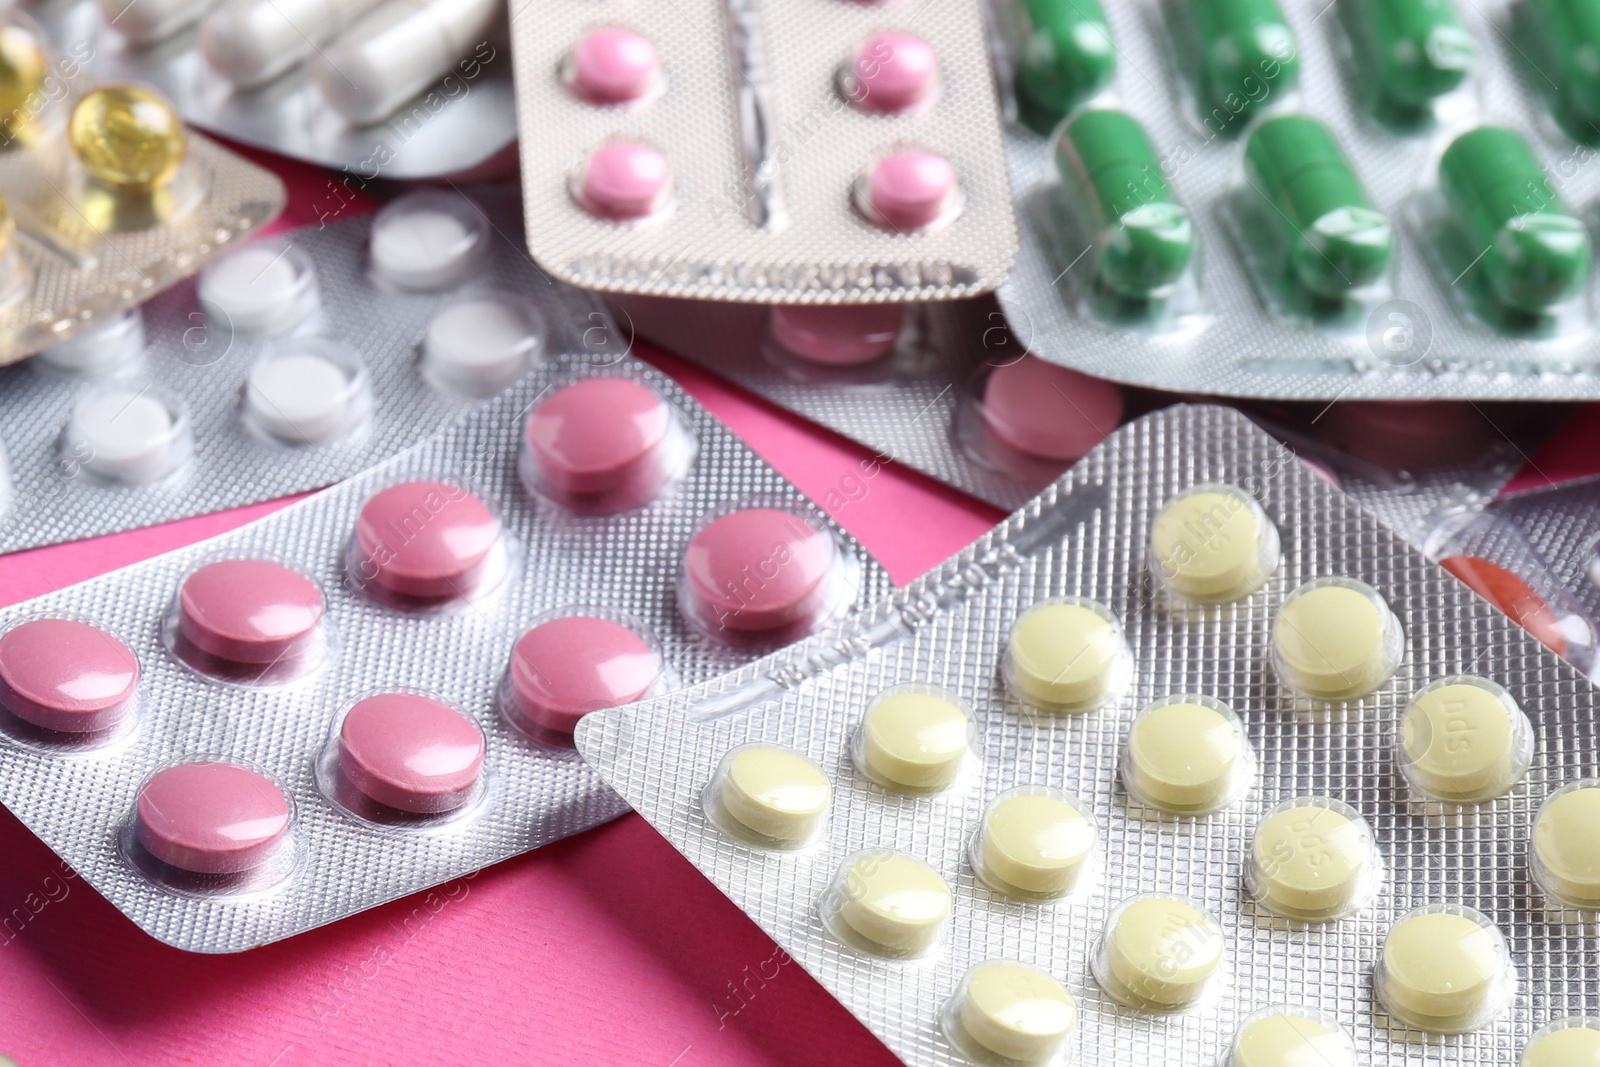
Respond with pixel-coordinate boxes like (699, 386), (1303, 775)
(35, 311), (144, 375)
(244, 344), (369, 445)
(369, 192), (488, 291)
(422, 295), (543, 397)
(198, 242), (317, 336)
(66, 387), (190, 484)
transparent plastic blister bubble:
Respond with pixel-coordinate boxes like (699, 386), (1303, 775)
(24, 0), (515, 181)
(991, 0), (1600, 400)
(578, 404), (1600, 1066)
(0, 11), (285, 363)
(0, 355), (892, 952)
(511, 0), (1016, 303)
(0, 185), (611, 554)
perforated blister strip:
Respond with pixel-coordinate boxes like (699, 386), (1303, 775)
(579, 404), (1599, 1067)
(0, 186), (606, 553)
(0, 357), (893, 953)
(995, 0), (1600, 401)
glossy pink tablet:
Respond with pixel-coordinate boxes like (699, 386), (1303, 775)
(981, 355), (1124, 462)
(135, 762), (290, 875)
(338, 693), (485, 814)
(770, 304), (904, 366)
(353, 480), (500, 600)
(524, 377), (673, 503)
(0, 618), (139, 734)
(581, 142), (670, 221)
(853, 33), (937, 113)
(507, 616), (661, 736)
(571, 28), (658, 104)
(683, 508), (837, 634)
(178, 559), (325, 666)
(869, 151), (957, 231)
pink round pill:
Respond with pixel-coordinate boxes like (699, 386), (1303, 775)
(581, 142), (670, 221)
(869, 151), (957, 231)
(852, 33), (938, 113)
(178, 560), (325, 666)
(524, 377), (672, 502)
(571, 28), (658, 104)
(982, 355), (1124, 462)
(0, 618), (139, 734)
(135, 761), (290, 875)
(770, 304), (905, 366)
(353, 480), (500, 601)
(338, 693), (485, 814)
(683, 508), (837, 634)
(507, 616), (661, 736)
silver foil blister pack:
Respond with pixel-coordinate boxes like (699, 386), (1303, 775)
(0, 185), (608, 553)
(0, 356), (893, 952)
(512, 0), (1017, 302)
(579, 404), (1599, 1066)
(994, 0), (1600, 401)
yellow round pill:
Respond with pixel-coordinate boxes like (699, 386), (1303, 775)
(857, 687), (970, 792)
(955, 961), (1077, 1063)
(1230, 1006), (1356, 1067)
(1532, 781), (1600, 909)
(69, 84), (188, 194)
(717, 744), (831, 844)
(1150, 485), (1278, 603)
(1096, 894), (1224, 1011)
(1004, 598), (1127, 712)
(1272, 578), (1402, 701)
(833, 851), (951, 956)
(975, 789), (1096, 899)
(1123, 697), (1250, 814)
(1247, 798), (1375, 921)
(1523, 1018), (1600, 1067)
(1377, 906), (1509, 1032)
(1400, 678), (1531, 803)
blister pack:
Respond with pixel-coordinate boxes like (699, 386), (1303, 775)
(0, 11), (285, 361)
(993, 0), (1600, 401)
(21, 0), (515, 181)
(0, 185), (613, 554)
(512, 0), (1016, 302)
(579, 404), (1600, 1067)
(0, 351), (892, 952)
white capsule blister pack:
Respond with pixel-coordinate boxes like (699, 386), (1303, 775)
(0, 352), (893, 952)
(579, 404), (1600, 1067)
(993, 0), (1600, 401)
(23, 0), (516, 180)
(0, 185), (610, 553)
(511, 0), (1017, 302)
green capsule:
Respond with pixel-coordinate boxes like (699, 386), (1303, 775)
(1439, 125), (1592, 313)
(1244, 115), (1394, 299)
(1357, 0), (1475, 110)
(1015, 0), (1116, 126)
(1191, 0), (1300, 132)
(1056, 108), (1194, 299)
(1528, 0), (1600, 141)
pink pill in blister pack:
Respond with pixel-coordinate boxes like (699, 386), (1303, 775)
(769, 304), (906, 367)
(331, 692), (486, 817)
(845, 33), (939, 115)
(502, 612), (666, 741)
(567, 28), (661, 105)
(133, 761), (292, 877)
(681, 505), (847, 642)
(0, 618), (140, 736)
(167, 559), (329, 682)
(979, 355), (1126, 464)
(862, 150), (962, 233)
(349, 480), (505, 606)
(577, 142), (672, 222)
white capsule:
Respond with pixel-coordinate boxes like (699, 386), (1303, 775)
(101, 0), (219, 45)
(200, 0), (383, 88)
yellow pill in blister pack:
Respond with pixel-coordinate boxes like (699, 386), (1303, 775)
(69, 85), (188, 194)
(1093, 894), (1224, 1011)
(714, 743), (831, 846)
(1121, 696), (1253, 814)
(972, 788), (1097, 900)
(1149, 484), (1279, 603)
(1272, 577), (1404, 701)
(1399, 677), (1533, 803)
(1531, 780), (1600, 909)
(1245, 797), (1379, 921)
(828, 850), (951, 958)
(1375, 905), (1511, 1033)
(1004, 597), (1129, 712)
(945, 960), (1078, 1064)
(1522, 1018), (1600, 1067)
(1229, 1005), (1358, 1067)
(855, 686), (971, 793)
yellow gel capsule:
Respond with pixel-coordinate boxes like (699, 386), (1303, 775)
(69, 85), (188, 194)
(1247, 799), (1374, 920)
(1150, 485), (1277, 603)
(1377, 907), (1509, 1032)
(834, 851), (950, 956)
(1532, 782), (1600, 909)
(0, 21), (48, 130)
(1005, 598), (1127, 712)
(977, 790), (1096, 898)
(1097, 895), (1223, 1010)
(858, 687), (970, 792)
(718, 745), (830, 844)
(1522, 1019), (1600, 1067)
(1400, 678), (1531, 803)
(1231, 1008), (1357, 1067)
(957, 962), (1078, 1063)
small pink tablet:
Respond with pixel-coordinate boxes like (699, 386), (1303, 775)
(580, 142), (670, 221)
(868, 151), (957, 231)
(770, 304), (905, 366)
(570, 28), (658, 104)
(683, 508), (837, 634)
(338, 693), (485, 814)
(178, 560), (325, 666)
(981, 355), (1124, 462)
(852, 33), (937, 113)
(523, 376), (673, 506)
(0, 618), (139, 734)
(136, 762), (290, 875)
(506, 616), (661, 736)
(353, 480), (500, 601)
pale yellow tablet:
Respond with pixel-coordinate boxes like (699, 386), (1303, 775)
(1124, 698), (1249, 814)
(978, 791), (1096, 898)
(1273, 579), (1401, 701)
(1098, 895), (1223, 1010)
(1379, 908), (1507, 1031)
(1522, 1019), (1600, 1067)
(1150, 486), (1276, 603)
(1005, 599), (1126, 712)
(1532, 783), (1600, 908)
(1231, 1008), (1356, 1067)
(957, 962), (1078, 1063)
(1248, 800), (1373, 920)
(718, 745), (831, 843)
(858, 688), (970, 792)
(1400, 679), (1530, 802)
(835, 852), (951, 955)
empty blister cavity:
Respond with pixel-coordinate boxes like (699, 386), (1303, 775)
(1091, 893), (1224, 1012)
(61, 382), (193, 485)
(940, 960), (1078, 1065)
(198, 240), (320, 338)
(1531, 779), (1600, 910)
(852, 684), (975, 794)
(1522, 1017), (1600, 1065)
(575, 140), (673, 222)
(0, 617), (139, 739)
(421, 292), (544, 398)
(1374, 903), (1513, 1033)
(1397, 675), (1533, 803)
(1120, 694), (1254, 815)
(126, 759), (296, 893)
(243, 339), (372, 446)
(1271, 577), (1404, 702)
(564, 27), (661, 106)
(163, 558), (331, 685)
(821, 849), (951, 959)
(34, 310), (144, 377)
(969, 786), (1096, 902)
(346, 478), (507, 609)
(841, 33), (939, 115)
(368, 190), (491, 293)
(1243, 796), (1382, 921)
(1003, 596), (1131, 713)
(319, 691), (487, 821)
(857, 149), (963, 232)
(1011, 0), (1115, 130)
(1337, 0), (1477, 129)
(1228, 1005), (1357, 1067)
(500, 607), (667, 743)
(1148, 483), (1279, 604)
(703, 743), (832, 849)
